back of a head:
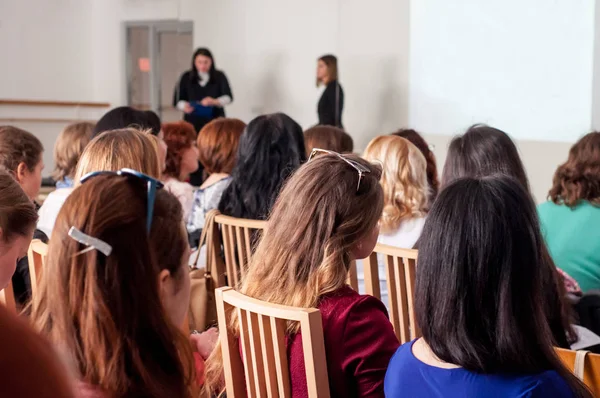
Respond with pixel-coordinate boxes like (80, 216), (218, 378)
(92, 107), (161, 138)
(0, 305), (75, 397)
(0, 125), (44, 174)
(197, 117), (246, 174)
(364, 135), (429, 233)
(416, 175), (582, 382)
(74, 128), (161, 181)
(392, 129), (439, 202)
(218, 113), (306, 220)
(0, 170), (38, 243)
(162, 121), (197, 179)
(304, 125), (354, 156)
(243, 154), (383, 312)
(442, 124), (530, 192)
(53, 122), (95, 182)
(549, 131), (600, 207)
(31, 175), (193, 397)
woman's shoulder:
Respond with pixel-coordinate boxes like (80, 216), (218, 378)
(520, 370), (574, 397)
(318, 286), (390, 326)
(164, 178), (194, 197)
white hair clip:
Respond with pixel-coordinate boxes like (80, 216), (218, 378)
(68, 227), (113, 257)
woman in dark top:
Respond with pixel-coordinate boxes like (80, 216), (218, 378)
(317, 54), (344, 128)
(174, 48), (233, 133)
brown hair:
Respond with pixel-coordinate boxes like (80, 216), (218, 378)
(162, 121), (197, 179)
(31, 175), (195, 397)
(74, 128), (161, 181)
(364, 135), (429, 234)
(205, 154), (383, 393)
(549, 132), (600, 207)
(392, 129), (439, 203)
(0, 126), (43, 173)
(304, 125), (354, 156)
(197, 118), (245, 174)
(317, 54), (338, 86)
(0, 170), (37, 242)
(53, 122), (94, 182)
(0, 305), (75, 397)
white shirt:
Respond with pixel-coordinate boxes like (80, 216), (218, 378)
(37, 188), (74, 237)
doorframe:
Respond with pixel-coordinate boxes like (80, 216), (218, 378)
(124, 20), (194, 115)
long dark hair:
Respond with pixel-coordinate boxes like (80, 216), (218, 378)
(416, 175), (591, 397)
(218, 113), (306, 220)
(442, 124), (529, 191)
(31, 176), (195, 397)
(190, 48), (216, 83)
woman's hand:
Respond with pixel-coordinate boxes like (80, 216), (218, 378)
(190, 327), (219, 360)
(183, 102), (194, 114)
(200, 97), (217, 107)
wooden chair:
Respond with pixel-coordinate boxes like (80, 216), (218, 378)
(216, 287), (330, 398)
(352, 244), (420, 344)
(556, 348), (600, 395)
(0, 280), (17, 313)
(27, 239), (48, 296)
(213, 213), (266, 288)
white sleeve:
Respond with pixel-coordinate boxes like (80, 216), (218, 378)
(176, 100), (188, 111)
(216, 95), (232, 107)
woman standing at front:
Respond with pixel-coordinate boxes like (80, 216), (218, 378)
(317, 54), (344, 128)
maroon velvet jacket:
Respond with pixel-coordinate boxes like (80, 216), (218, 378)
(288, 286), (400, 397)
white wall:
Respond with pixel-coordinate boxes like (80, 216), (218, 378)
(409, 0), (595, 143)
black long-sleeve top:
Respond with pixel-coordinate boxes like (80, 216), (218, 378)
(318, 79), (344, 128)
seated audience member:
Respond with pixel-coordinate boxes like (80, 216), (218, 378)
(218, 113), (306, 220)
(303, 125), (354, 156)
(539, 132), (600, 293)
(442, 124), (573, 347)
(31, 172), (214, 397)
(392, 128), (439, 203)
(206, 153), (400, 397)
(0, 305), (75, 397)
(161, 121), (199, 221)
(38, 122), (94, 236)
(187, 118), (245, 248)
(92, 106), (168, 171)
(0, 126), (46, 305)
(385, 175), (591, 398)
(361, 135), (429, 305)
(0, 171), (38, 291)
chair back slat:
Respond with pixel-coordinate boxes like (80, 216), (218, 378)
(355, 244), (419, 344)
(0, 280), (17, 313)
(214, 214), (266, 288)
(556, 348), (600, 395)
(27, 239), (48, 297)
(216, 287), (330, 398)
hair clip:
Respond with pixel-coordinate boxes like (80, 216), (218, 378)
(68, 227), (112, 257)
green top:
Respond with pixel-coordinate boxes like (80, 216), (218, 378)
(538, 200), (600, 292)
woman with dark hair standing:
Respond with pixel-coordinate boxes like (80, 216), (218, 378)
(316, 54), (344, 128)
(218, 113), (306, 220)
(385, 175), (591, 397)
(174, 48), (233, 133)
(539, 132), (600, 292)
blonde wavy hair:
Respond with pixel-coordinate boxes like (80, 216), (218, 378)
(204, 153), (383, 394)
(364, 135), (429, 234)
(74, 128), (161, 181)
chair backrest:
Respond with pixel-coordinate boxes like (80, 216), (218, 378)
(213, 213), (266, 288)
(354, 243), (420, 344)
(27, 239), (48, 296)
(0, 280), (17, 313)
(216, 287), (330, 398)
(556, 347), (600, 395)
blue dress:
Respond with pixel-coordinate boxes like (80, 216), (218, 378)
(384, 340), (574, 397)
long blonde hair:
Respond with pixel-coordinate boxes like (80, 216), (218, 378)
(205, 153), (383, 393)
(74, 128), (161, 181)
(364, 135), (429, 234)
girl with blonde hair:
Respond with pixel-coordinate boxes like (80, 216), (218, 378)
(206, 152), (399, 397)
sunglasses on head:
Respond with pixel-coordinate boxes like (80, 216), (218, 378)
(79, 168), (164, 233)
(308, 148), (371, 192)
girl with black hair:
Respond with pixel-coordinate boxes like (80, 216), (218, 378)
(385, 175), (591, 397)
(174, 48), (233, 133)
(218, 113), (306, 220)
